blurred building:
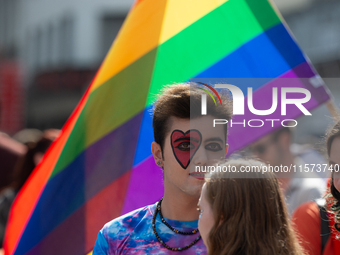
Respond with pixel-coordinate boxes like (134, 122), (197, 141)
(277, 0), (340, 77)
(0, 0), (133, 130)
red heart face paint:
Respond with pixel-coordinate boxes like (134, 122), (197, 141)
(170, 129), (202, 169)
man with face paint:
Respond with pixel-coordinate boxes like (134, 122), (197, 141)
(93, 83), (232, 254)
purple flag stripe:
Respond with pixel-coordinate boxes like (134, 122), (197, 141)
(122, 156), (164, 214)
(227, 62), (330, 154)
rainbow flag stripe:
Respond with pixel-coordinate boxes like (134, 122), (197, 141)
(4, 0), (330, 254)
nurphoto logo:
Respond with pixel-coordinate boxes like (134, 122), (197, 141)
(197, 82), (312, 128)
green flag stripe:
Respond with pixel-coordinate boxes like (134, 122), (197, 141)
(146, 0), (280, 105)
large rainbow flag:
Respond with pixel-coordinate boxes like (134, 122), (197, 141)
(4, 0), (331, 254)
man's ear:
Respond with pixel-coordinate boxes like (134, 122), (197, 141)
(225, 144), (229, 156)
(151, 141), (163, 167)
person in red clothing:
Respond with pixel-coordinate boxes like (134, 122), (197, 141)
(292, 189), (334, 254)
(292, 120), (340, 254)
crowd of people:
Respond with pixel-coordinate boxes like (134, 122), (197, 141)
(1, 83), (339, 254)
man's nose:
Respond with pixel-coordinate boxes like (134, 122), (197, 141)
(193, 147), (207, 166)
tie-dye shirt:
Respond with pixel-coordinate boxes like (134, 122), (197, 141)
(93, 203), (207, 255)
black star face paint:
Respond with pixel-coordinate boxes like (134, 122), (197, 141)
(170, 129), (202, 169)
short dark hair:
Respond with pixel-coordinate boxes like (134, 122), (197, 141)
(12, 129), (60, 190)
(152, 83), (232, 153)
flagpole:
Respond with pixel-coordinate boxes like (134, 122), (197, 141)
(326, 99), (340, 118)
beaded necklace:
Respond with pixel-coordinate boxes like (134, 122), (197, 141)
(152, 198), (201, 251)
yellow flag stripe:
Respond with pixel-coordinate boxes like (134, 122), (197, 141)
(89, 0), (228, 92)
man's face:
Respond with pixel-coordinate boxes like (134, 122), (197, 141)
(161, 116), (226, 197)
(250, 133), (282, 166)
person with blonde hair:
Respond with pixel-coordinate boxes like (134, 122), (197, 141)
(198, 159), (304, 255)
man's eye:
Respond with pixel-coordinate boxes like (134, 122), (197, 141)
(205, 143), (222, 151)
(176, 142), (194, 151)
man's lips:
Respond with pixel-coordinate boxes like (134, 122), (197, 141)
(189, 173), (205, 180)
